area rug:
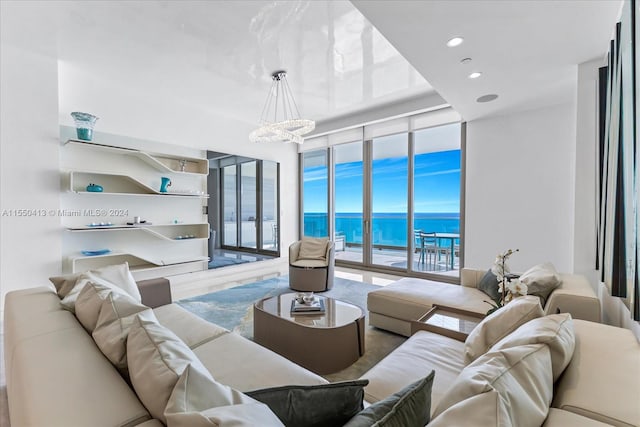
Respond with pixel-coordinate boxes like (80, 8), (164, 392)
(177, 275), (406, 382)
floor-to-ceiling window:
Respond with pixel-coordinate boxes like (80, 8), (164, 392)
(371, 133), (408, 268)
(220, 157), (280, 257)
(334, 142), (363, 263)
(412, 123), (462, 275)
(302, 150), (329, 237)
(300, 109), (463, 281)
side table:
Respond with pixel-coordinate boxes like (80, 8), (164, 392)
(411, 305), (484, 341)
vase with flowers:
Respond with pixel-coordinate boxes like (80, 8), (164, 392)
(484, 248), (528, 315)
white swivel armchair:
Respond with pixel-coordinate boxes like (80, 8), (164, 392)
(289, 237), (335, 292)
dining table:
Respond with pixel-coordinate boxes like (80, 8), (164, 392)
(433, 232), (460, 270)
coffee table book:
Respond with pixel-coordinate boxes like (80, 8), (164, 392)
(290, 298), (326, 315)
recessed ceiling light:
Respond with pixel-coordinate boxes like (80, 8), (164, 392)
(476, 94), (499, 103)
(446, 37), (464, 47)
(460, 58), (472, 64)
(468, 72), (482, 79)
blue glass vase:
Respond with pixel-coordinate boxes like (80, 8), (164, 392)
(160, 177), (172, 193)
(71, 112), (99, 141)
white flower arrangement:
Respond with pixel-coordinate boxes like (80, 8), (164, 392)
(485, 248), (526, 314)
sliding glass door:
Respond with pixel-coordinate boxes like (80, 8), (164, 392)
(300, 118), (462, 280)
(221, 158), (279, 256)
(334, 142), (363, 263)
(371, 134), (408, 268)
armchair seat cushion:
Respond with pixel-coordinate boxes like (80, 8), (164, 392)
(290, 259), (328, 268)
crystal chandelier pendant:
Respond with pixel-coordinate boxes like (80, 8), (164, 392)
(249, 71), (315, 144)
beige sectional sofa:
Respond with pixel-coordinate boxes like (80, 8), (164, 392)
(360, 297), (640, 426)
(368, 268), (602, 336)
(4, 279), (327, 427)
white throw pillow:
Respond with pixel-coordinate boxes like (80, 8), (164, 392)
(75, 281), (125, 333)
(490, 313), (575, 381)
(464, 295), (543, 364)
(127, 314), (209, 424)
(164, 364), (284, 427)
(298, 237), (329, 260)
(92, 290), (153, 373)
(432, 344), (554, 427)
(519, 262), (562, 306)
(59, 263), (141, 312)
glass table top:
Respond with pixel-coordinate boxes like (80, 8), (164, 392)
(255, 293), (363, 329)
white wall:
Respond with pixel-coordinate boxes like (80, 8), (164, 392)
(0, 2), (299, 307)
(465, 102), (577, 273)
(0, 2), (62, 309)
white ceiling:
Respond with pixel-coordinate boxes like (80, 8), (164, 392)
(4, 0), (622, 130)
(353, 0), (622, 121)
(50, 0), (433, 126)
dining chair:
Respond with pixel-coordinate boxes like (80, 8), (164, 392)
(421, 232), (438, 269)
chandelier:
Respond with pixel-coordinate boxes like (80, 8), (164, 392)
(249, 70), (315, 144)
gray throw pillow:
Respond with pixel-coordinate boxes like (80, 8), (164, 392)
(344, 371), (434, 427)
(478, 270), (501, 302)
(519, 262), (562, 306)
(246, 380), (368, 427)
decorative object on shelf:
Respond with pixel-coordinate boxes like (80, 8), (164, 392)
(70, 112), (99, 141)
(87, 222), (113, 227)
(179, 159), (187, 172)
(86, 183), (103, 192)
(484, 248), (527, 315)
(159, 177), (172, 193)
(175, 234), (196, 240)
(249, 70), (315, 144)
(81, 249), (111, 256)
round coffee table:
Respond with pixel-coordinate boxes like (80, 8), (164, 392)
(253, 293), (365, 374)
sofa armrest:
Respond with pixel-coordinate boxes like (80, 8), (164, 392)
(543, 274), (600, 322)
(137, 278), (172, 308)
(460, 268), (485, 288)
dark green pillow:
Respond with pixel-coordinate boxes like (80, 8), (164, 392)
(478, 269), (501, 302)
(344, 371), (434, 427)
(246, 379), (368, 427)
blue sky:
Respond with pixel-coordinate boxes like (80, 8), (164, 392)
(304, 149), (461, 213)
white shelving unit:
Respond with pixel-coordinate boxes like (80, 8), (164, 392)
(64, 140), (209, 175)
(60, 139), (210, 277)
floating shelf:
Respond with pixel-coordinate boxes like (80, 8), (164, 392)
(66, 223), (209, 241)
(68, 251), (209, 273)
(69, 171), (208, 198)
(64, 140), (209, 175)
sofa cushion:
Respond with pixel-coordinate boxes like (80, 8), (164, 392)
(247, 380), (368, 427)
(464, 295), (543, 364)
(359, 330), (465, 411)
(164, 363), (282, 427)
(367, 278), (490, 326)
(193, 333), (327, 392)
(60, 263), (141, 312)
(127, 314), (209, 424)
(552, 320), (640, 427)
(433, 343), (554, 427)
(519, 262), (562, 306)
(92, 291), (154, 373)
(154, 303), (229, 349)
(290, 259), (329, 268)
(298, 237), (329, 260)
(345, 372), (434, 427)
(490, 313), (575, 381)
(477, 269), (501, 301)
(75, 280), (129, 333)
(50, 262), (140, 300)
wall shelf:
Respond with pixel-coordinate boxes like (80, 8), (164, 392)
(67, 251), (209, 274)
(64, 140), (209, 175)
(69, 171), (208, 198)
(66, 223), (209, 241)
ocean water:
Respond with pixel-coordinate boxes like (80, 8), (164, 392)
(304, 212), (460, 247)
